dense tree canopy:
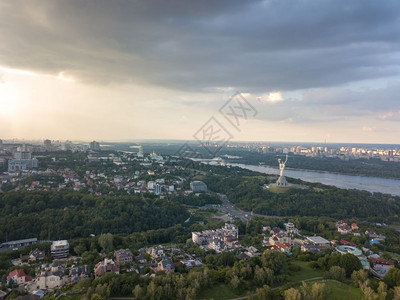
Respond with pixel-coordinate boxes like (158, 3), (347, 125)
(203, 175), (400, 219)
(0, 191), (189, 241)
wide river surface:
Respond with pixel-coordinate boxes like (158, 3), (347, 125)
(229, 163), (400, 196)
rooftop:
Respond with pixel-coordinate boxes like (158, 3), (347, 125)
(306, 236), (330, 244)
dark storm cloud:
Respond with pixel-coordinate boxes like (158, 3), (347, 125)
(1, 0), (400, 91)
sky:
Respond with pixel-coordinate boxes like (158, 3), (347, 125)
(1, 0), (400, 144)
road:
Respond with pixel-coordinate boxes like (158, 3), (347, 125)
(218, 194), (249, 222)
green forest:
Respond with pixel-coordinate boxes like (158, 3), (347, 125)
(203, 174), (400, 220)
(0, 191), (190, 242)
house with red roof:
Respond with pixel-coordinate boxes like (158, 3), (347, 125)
(340, 240), (356, 247)
(94, 258), (120, 278)
(351, 223), (359, 230)
(273, 242), (292, 254)
(369, 256), (394, 266)
(150, 259), (175, 273)
(6, 269), (32, 285)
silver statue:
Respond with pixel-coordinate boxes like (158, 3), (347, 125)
(276, 155), (288, 186)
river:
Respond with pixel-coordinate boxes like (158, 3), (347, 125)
(229, 163), (400, 196)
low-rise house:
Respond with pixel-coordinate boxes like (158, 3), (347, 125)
(285, 222), (299, 235)
(29, 249), (45, 262)
(269, 232), (291, 246)
(273, 242), (292, 254)
(335, 220), (347, 228)
(237, 252), (251, 260)
(179, 259), (202, 269)
(262, 236), (271, 247)
(7, 269), (32, 285)
(94, 258), (120, 278)
(147, 245), (165, 259)
(301, 242), (322, 253)
(192, 223), (240, 252)
(369, 256), (394, 267)
(367, 231), (386, 242)
(245, 246), (261, 257)
(338, 224), (352, 234)
(36, 265), (67, 290)
(270, 227), (283, 235)
(208, 238), (228, 253)
(114, 249), (133, 265)
(69, 265), (90, 283)
(136, 254), (147, 264)
(262, 226), (271, 232)
(340, 239), (356, 247)
(369, 255), (394, 278)
(151, 259), (175, 273)
(351, 223), (359, 230)
(11, 254), (29, 266)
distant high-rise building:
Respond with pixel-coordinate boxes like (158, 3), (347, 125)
(0, 139), (3, 147)
(89, 141), (101, 151)
(8, 148), (38, 172)
(43, 139), (52, 150)
(190, 181), (207, 193)
(137, 145), (143, 157)
(61, 141), (72, 151)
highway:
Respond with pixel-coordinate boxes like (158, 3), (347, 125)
(218, 194), (249, 223)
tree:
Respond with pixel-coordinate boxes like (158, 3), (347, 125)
(230, 275), (241, 290)
(261, 251), (288, 275)
(340, 254), (362, 277)
(300, 282), (311, 300)
(377, 281), (387, 300)
(98, 233), (114, 253)
(361, 286), (377, 300)
(95, 283), (110, 298)
(74, 244), (87, 256)
(254, 266), (265, 287)
(384, 268), (400, 288)
(240, 264), (253, 279)
(90, 294), (104, 300)
(311, 282), (327, 300)
(284, 288), (301, 300)
(146, 281), (158, 300)
(256, 285), (272, 300)
(351, 269), (369, 287)
(393, 286), (400, 300)
(327, 266), (346, 282)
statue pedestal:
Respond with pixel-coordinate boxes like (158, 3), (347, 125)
(276, 176), (288, 186)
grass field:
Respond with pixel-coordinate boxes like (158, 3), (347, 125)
(300, 279), (364, 300)
(196, 283), (244, 299)
(287, 260), (325, 282)
(268, 185), (294, 193)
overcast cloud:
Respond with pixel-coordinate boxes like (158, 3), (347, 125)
(0, 0), (400, 142)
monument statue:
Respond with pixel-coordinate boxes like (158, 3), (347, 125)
(276, 155), (288, 186)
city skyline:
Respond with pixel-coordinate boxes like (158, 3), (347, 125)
(1, 1), (400, 143)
